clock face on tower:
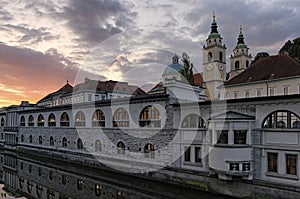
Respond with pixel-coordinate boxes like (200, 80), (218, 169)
(207, 64), (213, 71)
(219, 64), (224, 70)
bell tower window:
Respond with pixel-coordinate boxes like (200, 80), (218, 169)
(246, 60), (249, 68)
(208, 52), (212, 62)
(219, 52), (223, 62)
(235, 61), (240, 70)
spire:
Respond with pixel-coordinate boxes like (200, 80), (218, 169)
(210, 11), (218, 34)
(237, 24), (245, 45)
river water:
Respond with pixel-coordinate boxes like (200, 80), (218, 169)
(0, 149), (233, 199)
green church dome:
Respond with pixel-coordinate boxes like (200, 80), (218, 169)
(162, 54), (184, 76)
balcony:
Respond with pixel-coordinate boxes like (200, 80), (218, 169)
(3, 127), (18, 132)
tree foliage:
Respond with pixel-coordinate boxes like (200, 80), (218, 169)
(279, 37), (300, 61)
(251, 52), (270, 64)
(180, 52), (194, 85)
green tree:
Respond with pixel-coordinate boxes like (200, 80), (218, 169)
(180, 52), (194, 85)
(279, 37), (300, 61)
(251, 52), (270, 64)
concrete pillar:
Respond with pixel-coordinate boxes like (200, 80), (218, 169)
(247, 121), (252, 145)
(228, 122), (234, 145)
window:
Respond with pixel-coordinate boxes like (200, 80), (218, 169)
(234, 92), (238, 99)
(38, 167), (42, 176)
(77, 179), (84, 190)
(256, 89), (262, 97)
(267, 152), (278, 172)
(184, 147), (191, 162)
(234, 130), (247, 144)
(283, 86), (289, 95)
(27, 181), (33, 193)
(60, 112), (69, 127)
(117, 191), (126, 199)
(47, 189), (55, 199)
(195, 147), (201, 163)
(286, 154), (297, 175)
(62, 174), (67, 185)
(117, 141), (126, 155)
(38, 136), (43, 145)
(21, 135), (24, 142)
(235, 61), (240, 70)
(28, 115), (34, 126)
(219, 52), (223, 62)
(38, 114), (44, 126)
(269, 87), (275, 96)
(217, 130), (228, 144)
(48, 114), (56, 127)
(20, 116), (25, 126)
(29, 135), (33, 143)
(242, 163), (250, 171)
(88, 94), (92, 101)
(139, 106), (161, 128)
(245, 91), (249, 98)
(1, 117), (4, 126)
(246, 60), (249, 68)
(113, 108), (129, 128)
(262, 111), (300, 129)
(75, 111), (86, 127)
(208, 52), (212, 62)
(144, 143), (155, 159)
(181, 114), (206, 128)
(95, 140), (102, 152)
(49, 170), (53, 180)
(95, 184), (102, 197)
(77, 138), (83, 150)
(230, 163), (239, 171)
(92, 110), (105, 127)
(62, 137), (67, 148)
(50, 136), (54, 146)
(19, 177), (24, 189)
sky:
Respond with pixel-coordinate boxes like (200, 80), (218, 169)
(0, 0), (299, 107)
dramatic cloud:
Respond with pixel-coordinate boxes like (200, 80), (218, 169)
(0, 0), (299, 107)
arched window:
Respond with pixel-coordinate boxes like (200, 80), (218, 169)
(38, 136), (42, 145)
(139, 106), (161, 128)
(29, 135), (33, 143)
(181, 114), (206, 128)
(36, 185), (43, 198)
(38, 114), (44, 126)
(235, 61), (240, 70)
(117, 141), (126, 155)
(47, 189), (55, 199)
(144, 143), (155, 159)
(219, 52), (223, 62)
(62, 174), (67, 185)
(113, 108), (129, 127)
(50, 136), (54, 146)
(208, 52), (212, 62)
(27, 181), (33, 193)
(95, 140), (102, 152)
(75, 111), (86, 127)
(95, 184), (102, 197)
(62, 137), (67, 148)
(60, 112), (70, 127)
(19, 177), (24, 189)
(92, 110), (105, 127)
(0, 117), (4, 126)
(262, 111), (300, 129)
(48, 114), (56, 127)
(246, 60), (249, 68)
(77, 179), (84, 190)
(28, 115), (34, 126)
(20, 116), (25, 126)
(77, 138), (83, 150)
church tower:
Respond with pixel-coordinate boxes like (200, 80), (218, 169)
(228, 25), (252, 80)
(203, 13), (226, 99)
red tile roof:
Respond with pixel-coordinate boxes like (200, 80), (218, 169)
(225, 54), (300, 86)
(193, 73), (204, 86)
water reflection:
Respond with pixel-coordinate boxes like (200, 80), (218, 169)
(0, 149), (231, 199)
